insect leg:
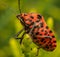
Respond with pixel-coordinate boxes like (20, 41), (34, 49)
(43, 36), (52, 38)
(20, 32), (26, 44)
(14, 28), (24, 39)
(29, 22), (36, 35)
(38, 36), (52, 38)
(14, 28), (26, 44)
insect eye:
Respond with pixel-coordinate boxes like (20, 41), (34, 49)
(16, 15), (20, 18)
(16, 15), (21, 20)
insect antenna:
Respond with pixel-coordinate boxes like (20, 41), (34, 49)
(18, 0), (21, 14)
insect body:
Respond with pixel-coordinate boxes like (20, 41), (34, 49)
(14, 0), (57, 56)
(16, 13), (56, 51)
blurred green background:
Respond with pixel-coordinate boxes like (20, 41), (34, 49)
(0, 0), (60, 57)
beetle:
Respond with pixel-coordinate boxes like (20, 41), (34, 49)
(14, 0), (57, 56)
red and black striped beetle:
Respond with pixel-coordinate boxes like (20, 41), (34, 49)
(14, 0), (57, 56)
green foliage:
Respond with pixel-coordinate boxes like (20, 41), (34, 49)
(0, 0), (60, 57)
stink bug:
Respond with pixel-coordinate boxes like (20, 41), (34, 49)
(14, 0), (57, 56)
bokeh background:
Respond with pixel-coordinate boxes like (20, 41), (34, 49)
(0, 0), (60, 57)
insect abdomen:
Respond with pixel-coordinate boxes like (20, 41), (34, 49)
(29, 16), (56, 51)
